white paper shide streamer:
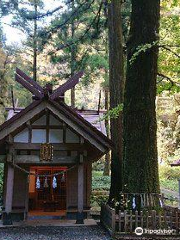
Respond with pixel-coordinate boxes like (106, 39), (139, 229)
(132, 197), (136, 209)
(53, 176), (57, 189)
(36, 176), (41, 189)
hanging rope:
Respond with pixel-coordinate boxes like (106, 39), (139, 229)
(10, 162), (77, 177)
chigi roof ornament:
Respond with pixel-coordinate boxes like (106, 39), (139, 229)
(15, 67), (83, 101)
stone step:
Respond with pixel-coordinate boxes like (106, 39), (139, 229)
(27, 215), (65, 220)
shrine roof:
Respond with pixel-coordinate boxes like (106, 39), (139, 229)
(0, 99), (112, 152)
(5, 107), (107, 136)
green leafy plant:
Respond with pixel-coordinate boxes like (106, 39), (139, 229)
(130, 41), (159, 65)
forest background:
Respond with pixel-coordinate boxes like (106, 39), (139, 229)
(0, 0), (180, 207)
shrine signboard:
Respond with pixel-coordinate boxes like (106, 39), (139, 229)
(40, 143), (53, 161)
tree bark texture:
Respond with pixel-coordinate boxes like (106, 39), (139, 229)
(103, 87), (110, 176)
(108, 0), (124, 203)
(70, 0), (76, 108)
(33, 0), (38, 82)
(123, 0), (160, 193)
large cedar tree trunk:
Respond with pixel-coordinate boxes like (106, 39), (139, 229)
(33, 0), (38, 82)
(70, 0), (76, 108)
(103, 87), (110, 176)
(108, 0), (124, 203)
(123, 0), (160, 194)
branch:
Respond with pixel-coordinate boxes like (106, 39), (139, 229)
(39, 0), (94, 39)
(55, 2), (103, 51)
(157, 72), (180, 88)
(160, 45), (180, 58)
(25, 6), (63, 20)
(157, 72), (174, 83)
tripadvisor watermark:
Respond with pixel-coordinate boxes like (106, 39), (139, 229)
(135, 227), (177, 236)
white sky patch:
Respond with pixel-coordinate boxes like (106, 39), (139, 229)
(2, 0), (65, 45)
(2, 15), (27, 45)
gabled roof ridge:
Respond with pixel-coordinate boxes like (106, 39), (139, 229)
(0, 100), (43, 132)
(0, 99), (113, 149)
(54, 100), (112, 146)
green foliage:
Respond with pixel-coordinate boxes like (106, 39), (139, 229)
(92, 171), (110, 191)
(102, 104), (123, 121)
(129, 41), (158, 65)
(158, 1), (180, 93)
(159, 164), (180, 181)
(160, 178), (178, 192)
(159, 164), (179, 192)
(91, 193), (108, 207)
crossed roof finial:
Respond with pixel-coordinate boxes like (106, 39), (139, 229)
(15, 68), (83, 100)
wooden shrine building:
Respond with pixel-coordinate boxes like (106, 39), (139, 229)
(0, 69), (112, 225)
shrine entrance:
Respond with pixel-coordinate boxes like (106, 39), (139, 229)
(28, 166), (67, 214)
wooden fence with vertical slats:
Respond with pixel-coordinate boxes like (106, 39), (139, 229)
(100, 204), (180, 236)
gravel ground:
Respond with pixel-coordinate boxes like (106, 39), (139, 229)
(0, 225), (111, 240)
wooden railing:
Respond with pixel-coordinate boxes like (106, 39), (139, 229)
(118, 209), (180, 233)
(100, 204), (180, 236)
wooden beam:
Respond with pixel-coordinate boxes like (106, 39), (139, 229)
(47, 103), (107, 153)
(31, 125), (63, 129)
(15, 74), (43, 99)
(46, 110), (50, 143)
(14, 155), (77, 164)
(0, 102), (46, 141)
(50, 71), (83, 100)
(16, 68), (43, 92)
(12, 143), (85, 151)
(26, 121), (32, 143)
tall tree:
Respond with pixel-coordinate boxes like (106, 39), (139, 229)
(108, 0), (124, 204)
(70, 0), (76, 107)
(0, 25), (8, 123)
(123, 0), (160, 194)
(32, 0), (38, 81)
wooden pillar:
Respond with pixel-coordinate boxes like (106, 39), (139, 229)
(76, 154), (84, 224)
(5, 164), (14, 213)
(24, 173), (29, 220)
(3, 138), (14, 225)
(3, 164), (14, 225)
